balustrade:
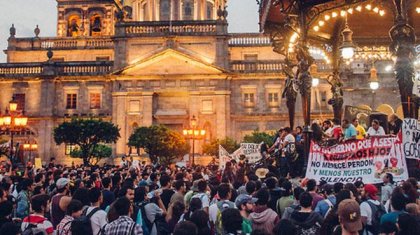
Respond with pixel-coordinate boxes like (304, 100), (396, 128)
(231, 60), (282, 73)
(121, 20), (218, 36)
(229, 33), (271, 46)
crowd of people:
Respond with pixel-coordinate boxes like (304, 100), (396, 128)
(0, 153), (418, 235)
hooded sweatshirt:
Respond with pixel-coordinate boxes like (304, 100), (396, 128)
(249, 206), (279, 235)
(289, 210), (324, 234)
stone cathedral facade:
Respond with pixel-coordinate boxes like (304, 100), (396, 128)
(0, 0), (400, 163)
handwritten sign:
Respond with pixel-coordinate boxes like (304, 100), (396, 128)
(402, 118), (420, 159)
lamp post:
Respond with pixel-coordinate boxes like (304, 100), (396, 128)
(0, 98), (28, 165)
(183, 115), (206, 166)
(23, 140), (38, 164)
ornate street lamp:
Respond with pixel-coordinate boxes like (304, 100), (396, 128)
(340, 17), (355, 60)
(183, 115), (206, 166)
(23, 140), (38, 164)
(0, 97), (28, 165)
(369, 66), (379, 90)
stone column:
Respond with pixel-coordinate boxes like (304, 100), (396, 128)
(215, 91), (230, 139)
(112, 93), (127, 157)
(142, 92), (154, 126)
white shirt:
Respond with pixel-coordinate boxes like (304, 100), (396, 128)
(283, 133), (295, 144)
(191, 192), (210, 208)
(325, 127), (334, 137)
(360, 199), (380, 235)
(86, 206), (107, 235)
(367, 126), (385, 136)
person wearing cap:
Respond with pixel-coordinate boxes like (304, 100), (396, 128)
(360, 184), (383, 235)
(235, 194), (257, 235)
(338, 199), (363, 235)
(51, 178), (72, 228)
(315, 184), (336, 217)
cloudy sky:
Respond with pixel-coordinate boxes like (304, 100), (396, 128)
(0, 0), (259, 62)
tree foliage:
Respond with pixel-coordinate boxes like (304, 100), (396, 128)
(70, 144), (112, 165)
(128, 125), (189, 166)
(202, 137), (240, 156)
(242, 130), (276, 146)
(53, 119), (120, 165)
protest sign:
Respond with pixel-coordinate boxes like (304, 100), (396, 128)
(401, 118), (420, 160)
(306, 136), (408, 184)
(34, 158), (42, 170)
(240, 143), (262, 163)
(219, 145), (231, 169)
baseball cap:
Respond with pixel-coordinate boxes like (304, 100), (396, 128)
(364, 184), (378, 200)
(235, 194), (258, 208)
(56, 178), (70, 189)
(338, 199), (363, 233)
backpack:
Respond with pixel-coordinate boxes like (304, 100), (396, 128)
(22, 223), (47, 235)
(214, 200), (236, 235)
(71, 207), (100, 235)
(295, 223), (321, 235)
(134, 201), (169, 235)
(323, 198), (334, 218)
(365, 201), (386, 235)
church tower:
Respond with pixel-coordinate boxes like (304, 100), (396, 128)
(56, 0), (118, 37)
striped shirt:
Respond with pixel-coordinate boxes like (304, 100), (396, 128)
(21, 214), (54, 234)
(56, 215), (73, 235)
(103, 215), (143, 235)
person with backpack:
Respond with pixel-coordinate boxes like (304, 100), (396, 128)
(315, 184), (336, 217)
(221, 208), (243, 235)
(190, 179), (210, 214)
(380, 188), (407, 225)
(85, 188), (107, 235)
(276, 180), (294, 216)
(289, 192), (324, 235)
(337, 199), (363, 235)
(360, 184), (386, 235)
(235, 194), (256, 234)
(209, 184), (234, 224)
(21, 194), (54, 235)
(103, 197), (143, 235)
(56, 199), (84, 235)
(282, 187), (305, 220)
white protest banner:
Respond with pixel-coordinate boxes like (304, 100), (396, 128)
(306, 136), (408, 184)
(402, 118), (420, 159)
(219, 145), (231, 169)
(240, 143), (262, 163)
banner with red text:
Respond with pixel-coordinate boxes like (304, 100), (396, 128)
(306, 135), (408, 184)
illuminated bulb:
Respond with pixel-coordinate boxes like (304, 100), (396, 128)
(326, 59), (331, 64)
(332, 12), (338, 17)
(416, 7), (420, 13)
(347, 8), (353, 14)
(373, 7), (379, 13)
(379, 10), (385, 16)
(346, 60), (351, 65)
(314, 26), (320, 31)
(312, 78), (319, 87)
(366, 4), (372, 10)
(385, 65), (393, 72)
(318, 20), (325, 26)
(324, 15), (330, 21)
(356, 6), (362, 12)
(340, 10), (347, 17)
(370, 81), (379, 90)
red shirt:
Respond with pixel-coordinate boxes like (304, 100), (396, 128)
(332, 126), (342, 140)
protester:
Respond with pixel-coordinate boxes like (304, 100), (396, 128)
(16, 178), (32, 219)
(51, 178), (72, 228)
(21, 194), (54, 235)
(289, 192), (324, 234)
(169, 180), (186, 206)
(85, 188), (107, 235)
(353, 118), (366, 140)
(249, 189), (280, 235)
(360, 184), (385, 235)
(276, 180), (294, 216)
(103, 197), (143, 235)
(380, 188), (407, 225)
(306, 179), (323, 210)
(56, 199), (84, 235)
(166, 201), (185, 233)
(101, 177), (115, 210)
(342, 119), (357, 141)
(337, 199), (363, 235)
(381, 173), (395, 206)
(367, 119), (386, 137)
(388, 114), (402, 135)
(315, 184), (336, 217)
(221, 208), (243, 235)
(235, 194), (255, 234)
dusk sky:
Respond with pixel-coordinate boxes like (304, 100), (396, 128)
(0, 0), (259, 62)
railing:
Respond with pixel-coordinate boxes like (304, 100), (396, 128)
(229, 33), (272, 46)
(11, 37), (114, 50)
(231, 60), (282, 73)
(119, 20), (219, 36)
(0, 61), (114, 77)
(0, 63), (43, 77)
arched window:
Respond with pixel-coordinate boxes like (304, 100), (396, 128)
(67, 14), (81, 37)
(206, 1), (213, 20)
(183, 0), (193, 20)
(160, 0), (170, 21)
(90, 14), (102, 36)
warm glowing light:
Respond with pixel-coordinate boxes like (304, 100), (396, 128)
(318, 21), (325, 26)
(326, 59), (331, 64)
(341, 47), (355, 60)
(324, 15), (330, 21)
(313, 26), (319, 31)
(188, 130), (193, 135)
(183, 130), (188, 135)
(290, 33), (298, 43)
(373, 7), (379, 13)
(23, 143), (30, 149)
(370, 81), (379, 90)
(9, 101), (17, 112)
(385, 65), (393, 72)
(0, 117), (4, 126)
(193, 130), (199, 136)
(340, 10), (347, 17)
(31, 144), (38, 150)
(356, 6), (362, 12)
(312, 78), (319, 87)
(200, 130), (206, 136)
(14, 117), (21, 126)
(416, 7), (420, 13)
(366, 4), (372, 10)
(347, 8), (353, 14)
(332, 12), (338, 17)
(20, 116), (28, 126)
(379, 10), (385, 16)
(4, 116), (11, 126)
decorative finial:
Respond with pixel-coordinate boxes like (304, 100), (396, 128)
(9, 24), (16, 38)
(223, 6), (228, 19)
(34, 25), (40, 37)
(47, 47), (53, 60)
(217, 5), (223, 19)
